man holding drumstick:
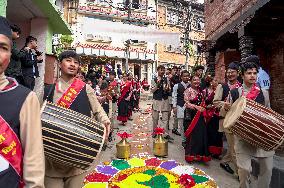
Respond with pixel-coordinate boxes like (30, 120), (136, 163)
(222, 59), (274, 188)
(213, 61), (242, 176)
(43, 50), (111, 188)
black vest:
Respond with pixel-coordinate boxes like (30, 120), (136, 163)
(230, 88), (265, 105)
(177, 83), (190, 107)
(153, 78), (169, 100)
(221, 83), (230, 101)
(43, 84), (92, 117)
(0, 84), (31, 188)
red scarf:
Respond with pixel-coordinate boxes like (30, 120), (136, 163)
(203, 89), (218, 123)
(242, 84), (260, 100)
(0, 78), (17, 92)
(56, 78), (86, 108)
(0, 116), (24, 187)
(118, 81), (131, 104)
(184, 89), (205, 137)
(229, 81), (242, 90)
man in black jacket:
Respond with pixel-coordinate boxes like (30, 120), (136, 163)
(21, 36), (42, 90)
(4, 24), (25, 85)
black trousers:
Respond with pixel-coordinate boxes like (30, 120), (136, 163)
(23, 76), (35, 90)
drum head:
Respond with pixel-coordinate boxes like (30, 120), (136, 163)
(223, 97), (246, 129)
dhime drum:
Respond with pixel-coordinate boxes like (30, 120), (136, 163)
(41, 101), (106, 170)
(224, 97), (284, 151)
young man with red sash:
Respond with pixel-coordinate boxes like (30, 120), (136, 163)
(213, 61), (242, 176)
(117, 73), (132, 126)
(223, 60), (274, 188)
(0, 16), (45, 188)
(43, 50), (110, 188)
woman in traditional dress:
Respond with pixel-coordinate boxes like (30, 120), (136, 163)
(184, 75), (211, 163)
(117, 73), (132, 125)
(203, 76), (223, 159)
(127, 73), (135, 119)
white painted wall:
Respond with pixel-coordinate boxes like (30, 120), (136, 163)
(30, 18), (49, 100)
(74, 0), (157, 60)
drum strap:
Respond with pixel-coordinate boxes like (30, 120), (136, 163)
(241, 84), (260, 100)
(0, 115), (24, 188)
(57, 78), (86, 108)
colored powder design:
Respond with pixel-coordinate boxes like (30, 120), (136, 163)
(143, 169), (156, 176)
(160, 160), (178, 170)
(191, 175), (209, 184)
(83, 182), (107, 188)
(128, 157), (145, 167)
(145, 158), (162, 167)
(96, 165), (118, 175)
(111, 159), (131, 170)
(84, 172), (111, 183)
(137, 175), (170, 188)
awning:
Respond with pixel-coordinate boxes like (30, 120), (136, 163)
(32, 0), (72, 34)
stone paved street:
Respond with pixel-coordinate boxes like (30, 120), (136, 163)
(99, 98), (239, 188)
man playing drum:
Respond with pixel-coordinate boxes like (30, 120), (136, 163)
(222, 60), (274, 188)
(43, 50), (111, 188)
(0, 16), (45, 187)
(213, 62), (241, 176)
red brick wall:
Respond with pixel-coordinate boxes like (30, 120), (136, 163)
(268, 47), (284, 115)
(204, 0), (258, 39)
(215, 51), (241, 83)
(44, 54), (58, 84)
(215, 52), (225, 83)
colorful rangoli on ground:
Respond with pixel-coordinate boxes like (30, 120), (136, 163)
(83, 157), (217, 188)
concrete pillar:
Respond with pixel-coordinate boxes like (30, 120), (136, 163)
(30, 18), (49, 102)
(0, 0), (7, 17)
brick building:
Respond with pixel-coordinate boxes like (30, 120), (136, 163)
(71, 0), (157, 83)
(204, 0), (284, 187)
(157, 0), (206, 69)
(204, 0), (284, 115)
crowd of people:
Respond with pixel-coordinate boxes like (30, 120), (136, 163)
(150, 56), (273, 188)
(0, 14), (276, 188)
(0, 16), (147, 188)
(5, 24), (43, 91)
(77, 64), (150, 127)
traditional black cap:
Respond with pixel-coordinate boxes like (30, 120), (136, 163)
(227, 61), (239, 71)
(0, 16), (12, 40)
(193, 65), (204, 71)
(245, 55), (260, 65)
